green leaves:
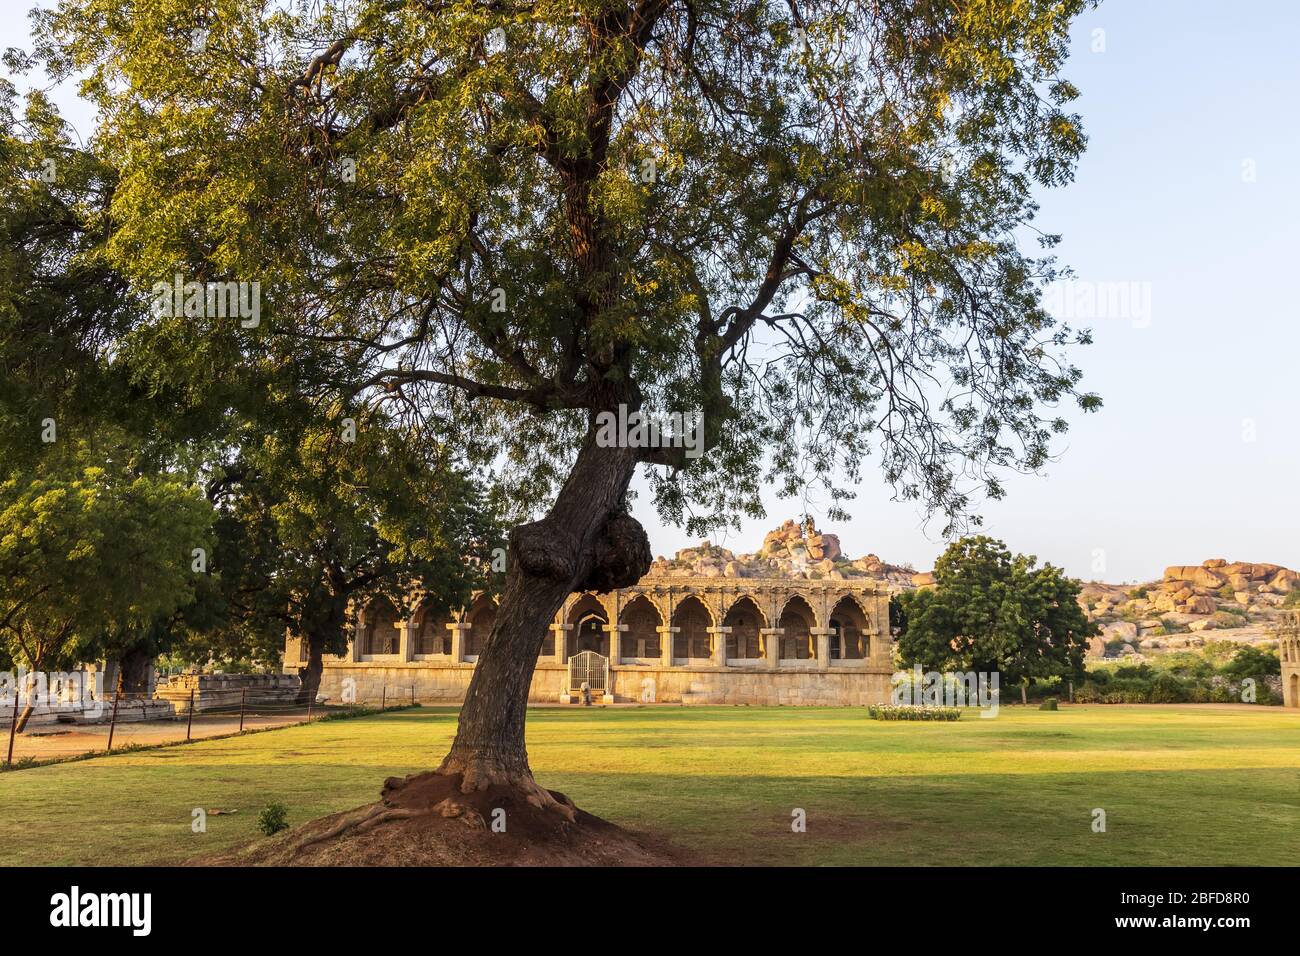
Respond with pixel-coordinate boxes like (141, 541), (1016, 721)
(206, 390), (500, 660)
(0, 454), (213, 669)
(897, 535), (1097, 687)
(23, 0), (1102, 547)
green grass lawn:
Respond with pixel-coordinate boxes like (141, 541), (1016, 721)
(2, 704), (1297, 866)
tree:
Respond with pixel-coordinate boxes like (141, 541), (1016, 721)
(1219, 644), (1280, 684)
(895, 536), (1096, 703)
(35, 0), (1102, 805)
(0, 75), (154, 466)
(208, 398), (499, 702)
(0, 455), (213, 729)
(0, 82), (495, 698)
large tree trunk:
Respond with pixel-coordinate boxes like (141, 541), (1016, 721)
(118, 645), (153, 696)
(436, 434), (650, 810)
(13, 655), (43, 733)
(297, 593), (347, 704)
(13, 702), (34, 734)
(298, 638), (324, 705)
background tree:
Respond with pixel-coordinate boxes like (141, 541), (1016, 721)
(0, 453), (213, 729)
(0, 73), (231, 696)
(895, 535), (1096, 703)
(1, 84), (494, 697)
(36, 0), (1102, 805)
(208, 399), (499, 702)
(0, 74), (152, 465)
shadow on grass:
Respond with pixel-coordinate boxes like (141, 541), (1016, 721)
(538, 766), (1300, 866)
(3, 760), (1296, 866)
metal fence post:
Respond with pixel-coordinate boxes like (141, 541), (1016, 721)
(186, 689), (195, 742)
(6, 695), (18, 766)
(106, 676), (123, 752)
(239, 688), (247, 732)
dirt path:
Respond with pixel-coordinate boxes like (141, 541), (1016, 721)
(6, 713), (312, 761)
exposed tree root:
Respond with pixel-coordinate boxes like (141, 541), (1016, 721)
(435, 751), (578, 821)
(197, 767), (678, 867)
(289, 764), (575, 858)
(291, 804), (436, 853)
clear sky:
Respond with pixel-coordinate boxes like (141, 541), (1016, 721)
(4, 0), (1298, 583)
(642, 0), (1300, 582)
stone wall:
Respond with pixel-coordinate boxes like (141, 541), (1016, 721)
(2, 694), (174, 729)
(296, 576), (895, 707)
(315, 659), (891, 706)
(155, 673), (302, 713)
(0, 667), (174, 728)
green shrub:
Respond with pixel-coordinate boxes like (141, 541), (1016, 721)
(1158, 652), (1212, 679)
(1113, 663), (1152, 681)
(1200, 640), (1240, 663)
(1105, 677), (1154, 700)
(1038, 697), (1059, 711)
(866, 704), (961, 721)
(1255, 684), (1280, 706)
(1018, 678), (1064, 702)
(257, 802), (289, 836)
(1079, 644), (1284, 706)
(1150, 672), (1187, 703)
(1208, 683), (1235, 704)
(1222, 645), (1281, 681)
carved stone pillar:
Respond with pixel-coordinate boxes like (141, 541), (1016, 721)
(761, 627), (783, 667)
(350, 619), (364, 661)
(811, 627), (832, 671)
(449, 622), (470, 662)
(658, 626), (679, 666)
(551, 623), (572, 664)
(708, 626), (731, 667)
(603, 622), (628, 663)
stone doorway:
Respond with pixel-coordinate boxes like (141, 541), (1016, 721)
(566, 594), (610, 658)
(575, 615), (608, 654)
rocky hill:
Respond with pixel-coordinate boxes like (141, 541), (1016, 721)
(1078, 559), (1297, 657)
(644, 517), (917, 588)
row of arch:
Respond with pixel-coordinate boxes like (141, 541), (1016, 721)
(359, 591), (873, 663)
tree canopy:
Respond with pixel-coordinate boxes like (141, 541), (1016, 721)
(0, 450), (212, 726)
(894, 535), (1096, 698)
(0, 70), (501, 686)
(205, 394), (499, 694)
(33, 0), (1100, 533)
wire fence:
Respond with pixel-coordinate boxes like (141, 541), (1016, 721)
(3, 683), (423, 768)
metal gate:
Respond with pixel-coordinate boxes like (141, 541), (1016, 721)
(567, 650), (609, 694)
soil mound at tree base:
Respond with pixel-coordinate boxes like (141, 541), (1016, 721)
(195, 771), (679, 866)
